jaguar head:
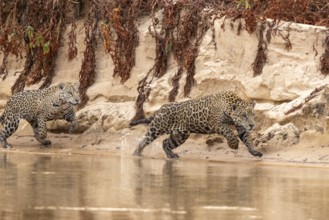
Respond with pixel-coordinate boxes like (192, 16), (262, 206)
(227, 101), (256, 132)
(57, 82), (80, 106)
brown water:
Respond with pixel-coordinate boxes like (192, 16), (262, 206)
(0, 152), (328, 220)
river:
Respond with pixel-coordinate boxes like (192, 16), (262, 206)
(0, 152), (328, 220)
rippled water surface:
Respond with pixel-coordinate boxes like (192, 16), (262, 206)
(0, 152), (329, 220)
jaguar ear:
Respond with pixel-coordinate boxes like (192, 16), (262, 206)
(74, 81), (80, 89)
(52, 100), (61, 107)
(251, 100), (256, 108)
(58, 82), (65, 90)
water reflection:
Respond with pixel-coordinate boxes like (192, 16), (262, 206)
(0, 152), (328, 220)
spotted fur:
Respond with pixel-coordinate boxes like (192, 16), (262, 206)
(131, 91), (262, 158)
(0, 82), (80, 148)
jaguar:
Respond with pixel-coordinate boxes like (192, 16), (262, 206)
(130, 91), (262, 158)
(0, 82), (80, 148)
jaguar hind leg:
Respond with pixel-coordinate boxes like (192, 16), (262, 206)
(0, 116), (19, 148)
(31, 118), (51, 146)
(163, 131), (190, 159)
(0, 135), (12, 149)
(133, 128), (160, 157)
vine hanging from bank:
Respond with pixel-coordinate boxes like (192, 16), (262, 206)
(320, 35), (329, 75)
(131, 0), (214, 122)
(78, 0), (99, 108)
(99, 0), (149, 83)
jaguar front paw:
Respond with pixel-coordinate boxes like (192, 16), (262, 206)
(40, 139), (52, 146)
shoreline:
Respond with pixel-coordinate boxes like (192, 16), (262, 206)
(2, 128), (329, 169)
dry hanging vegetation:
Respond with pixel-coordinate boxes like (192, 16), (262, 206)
(131, 0), (329, 121)
(0, 0), (80, 94)
(0, 0), (328, 112)
(78, 0), (149, 106)
(320, 35), (329, 75)
(0, 0), (150, 107)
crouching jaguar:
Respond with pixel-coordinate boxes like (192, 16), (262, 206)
(0, 82), (80, 148)
(130, 91), (262, 159)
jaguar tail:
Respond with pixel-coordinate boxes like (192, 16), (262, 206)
(129, 116), (154, 126)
